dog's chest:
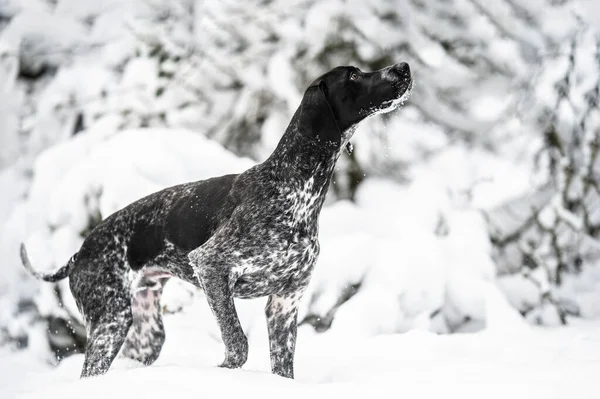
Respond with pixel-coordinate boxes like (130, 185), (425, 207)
(281, 177), (321, 227)
(231, 233), (319, 299)
(229, 178), (324, 298)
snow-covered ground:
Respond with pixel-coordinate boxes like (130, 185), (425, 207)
(2, 310), (599, 399)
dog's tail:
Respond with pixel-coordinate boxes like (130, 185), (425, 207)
(19, 243), (75, 282)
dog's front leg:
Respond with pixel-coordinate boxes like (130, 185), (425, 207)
(265, 293), (301, 379)
(200, 269), (248, 369)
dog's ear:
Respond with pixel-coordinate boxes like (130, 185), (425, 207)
(296, 81), (341, 148)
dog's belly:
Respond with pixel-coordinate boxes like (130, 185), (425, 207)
(231, 236), (319, 299)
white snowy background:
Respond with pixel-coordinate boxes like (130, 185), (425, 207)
(1, 0), (600, 398)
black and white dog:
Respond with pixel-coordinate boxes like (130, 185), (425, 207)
(21, 63), (412, 379)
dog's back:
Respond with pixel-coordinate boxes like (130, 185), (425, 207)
(69, 174), (238, 284)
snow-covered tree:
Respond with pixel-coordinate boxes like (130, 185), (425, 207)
(489, 25), (600, 324)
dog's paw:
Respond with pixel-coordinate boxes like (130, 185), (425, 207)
(218, 339), (249, 369)
(271, 357), (294, 379)
(273, 367), (294, 379)
(218, 353), (247, 369)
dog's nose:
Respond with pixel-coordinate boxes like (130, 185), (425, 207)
(392, 62), (410, 77)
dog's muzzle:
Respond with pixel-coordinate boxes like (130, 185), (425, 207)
(387, 62), (412, 87)
(369, 62), (413, 116)
(391, 62), (411, 78)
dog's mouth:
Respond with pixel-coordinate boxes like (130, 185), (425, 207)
(378, 80), (413, 114)
(347, 80), (413, 154)
(358, 80), (413, 118)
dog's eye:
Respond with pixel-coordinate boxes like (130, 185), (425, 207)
(350, 72), (359, 81)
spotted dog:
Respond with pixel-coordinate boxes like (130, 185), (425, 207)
(20, 63), (413, 379)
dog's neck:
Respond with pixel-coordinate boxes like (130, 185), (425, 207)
(264, 127), (338, 174)
(260, 125), (344, 205)
(256, 128), (339, 228)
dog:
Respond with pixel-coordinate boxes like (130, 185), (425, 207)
(20, 63), (412, 379)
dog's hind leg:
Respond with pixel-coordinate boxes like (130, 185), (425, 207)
(120, 276), (169, 365)
(80, 302), (133, 378)
(69, 262), (134, 378)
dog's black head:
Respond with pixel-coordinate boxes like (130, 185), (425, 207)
(296, 63), (412, 150)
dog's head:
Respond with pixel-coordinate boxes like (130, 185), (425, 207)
(296, 63), (412, 150)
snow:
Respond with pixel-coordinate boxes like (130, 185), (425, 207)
(2, 314), (599, 399)
(579, 0), (600, 26)
(558, 265), (600, 319)
(0, 6), (87, 76)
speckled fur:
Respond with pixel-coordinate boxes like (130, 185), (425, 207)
(20, 63), (412, 379)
